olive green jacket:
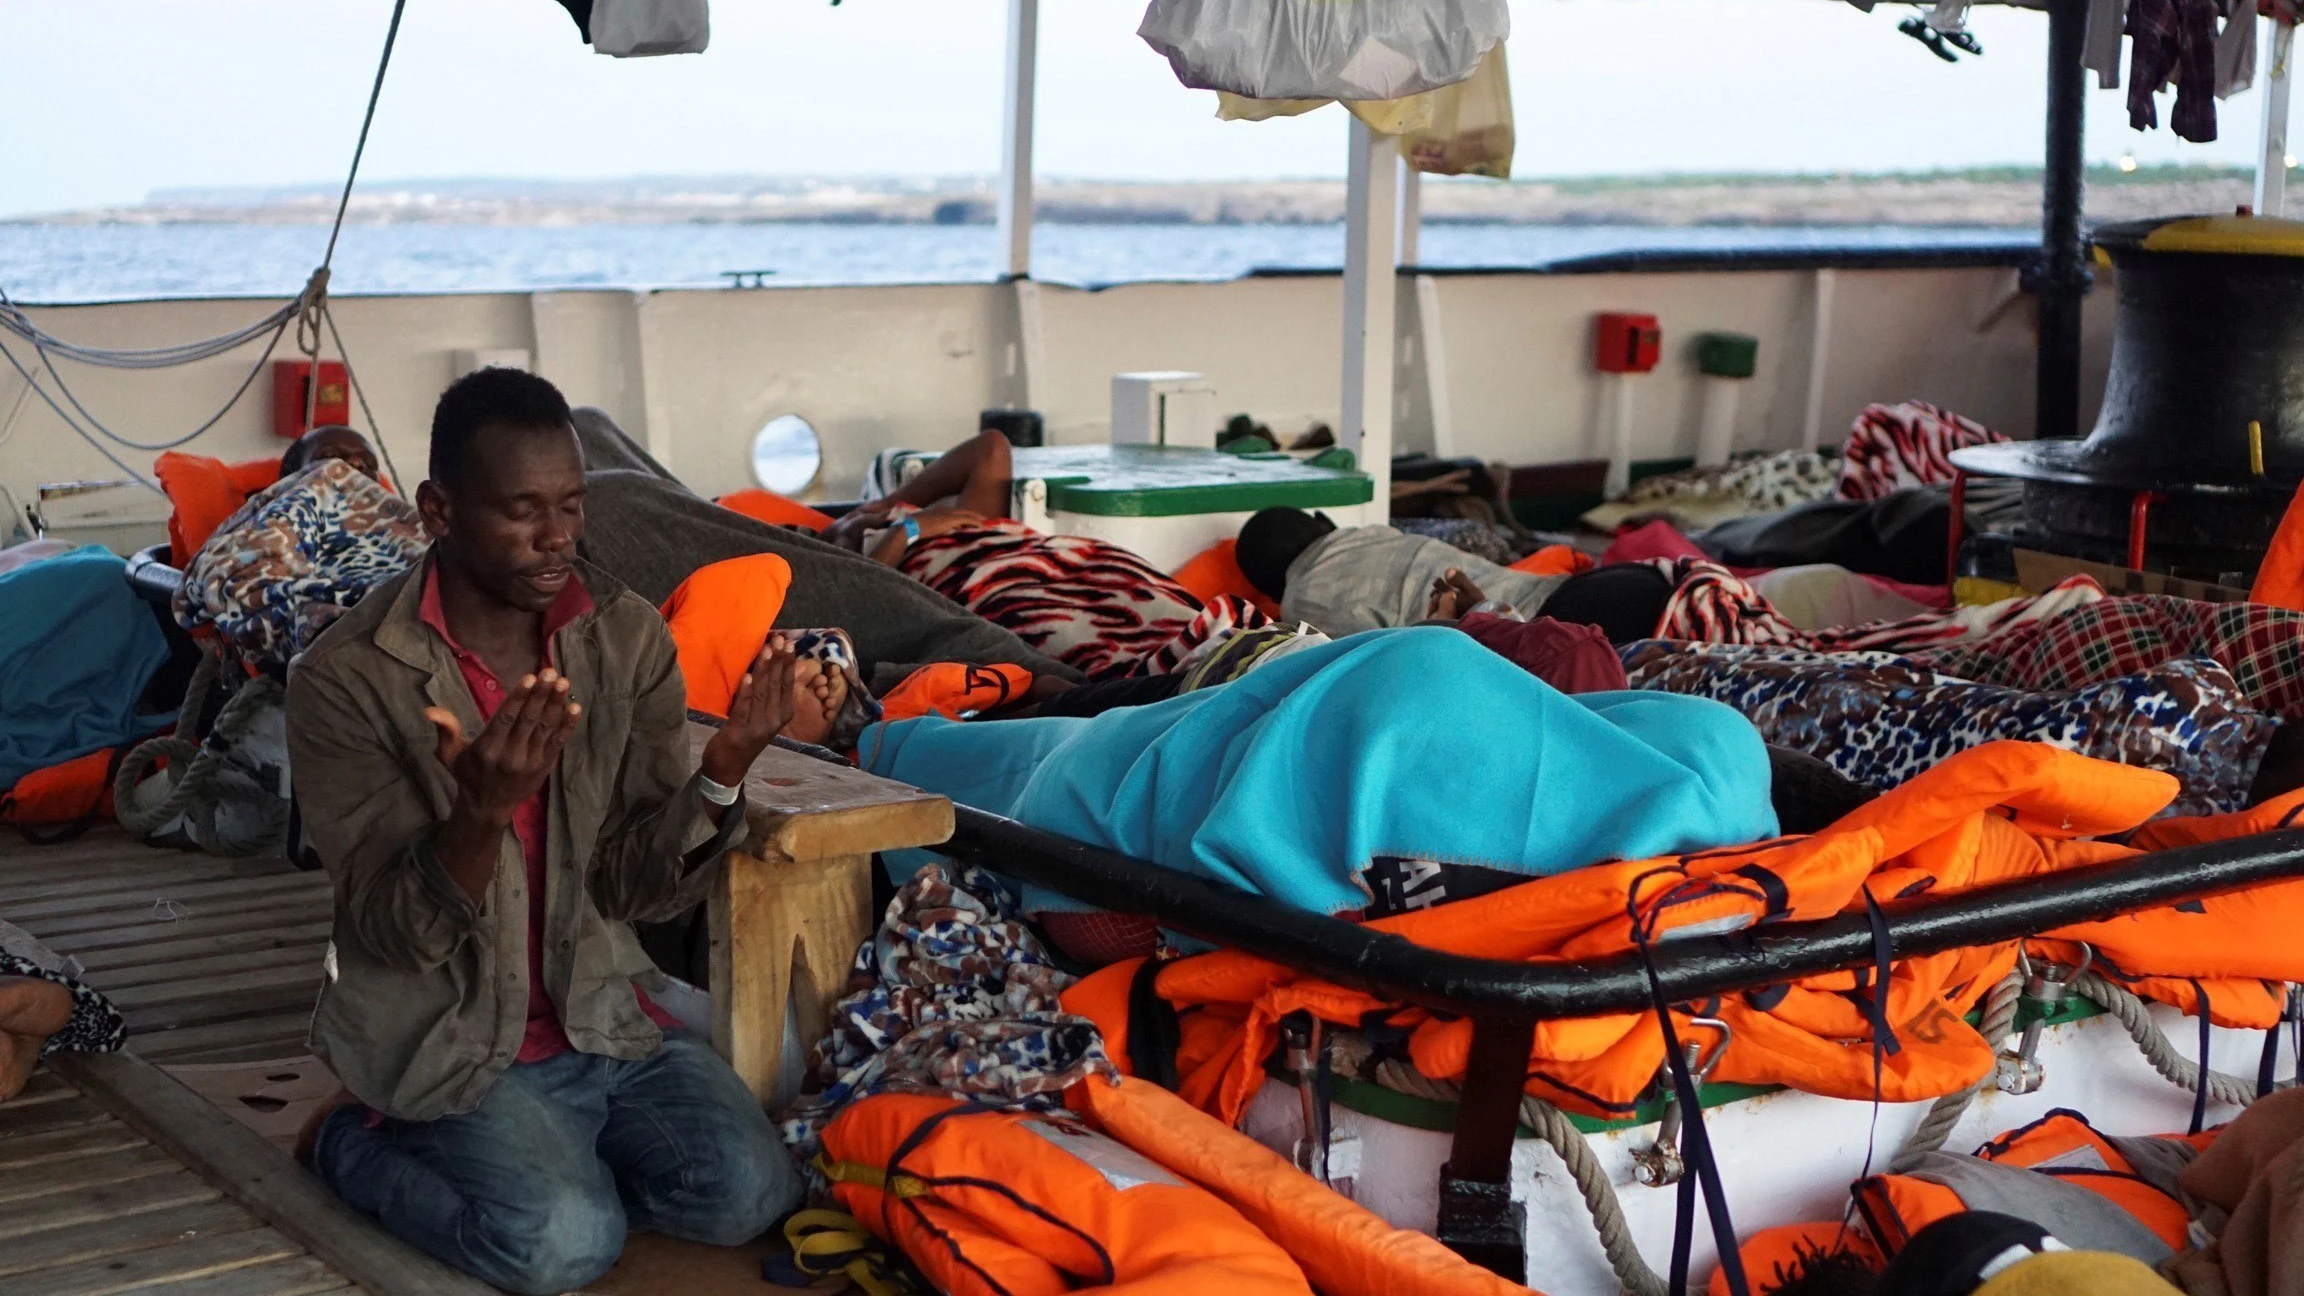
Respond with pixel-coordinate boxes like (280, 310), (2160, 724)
(285, 554), (745, 1120)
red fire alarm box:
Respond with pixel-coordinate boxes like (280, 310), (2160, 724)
(1594, 313), (1662, 374)
(272, 360), (350, 440)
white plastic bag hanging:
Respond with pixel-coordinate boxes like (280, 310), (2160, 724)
(591, 0), (709, 57)
(1139, 0), (1508, 102)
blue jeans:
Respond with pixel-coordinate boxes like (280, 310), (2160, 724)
(311, 1032), (800, 1295)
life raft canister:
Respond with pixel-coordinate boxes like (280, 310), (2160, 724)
(816, 1093), (1314, 1296)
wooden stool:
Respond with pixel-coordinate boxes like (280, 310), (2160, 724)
(687, 727), (952, 1106)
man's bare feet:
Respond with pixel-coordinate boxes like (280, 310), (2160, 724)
(782, 657), (849, 746)
(0, 976), (74, 1102)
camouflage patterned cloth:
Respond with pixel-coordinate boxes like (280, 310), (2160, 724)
(175, 460), (427, 673)
(777, 861), (1116, 1161)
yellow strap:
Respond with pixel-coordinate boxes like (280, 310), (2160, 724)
(783, 1209), (915, 1296)
(813, 1153), (930, 1199)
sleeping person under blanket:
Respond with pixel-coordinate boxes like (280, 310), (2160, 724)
(861, 626), (1779, 954)
(826, 428), (1269, 679)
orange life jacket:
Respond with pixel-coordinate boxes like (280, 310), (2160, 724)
(1510, 544), (1596, 578)
(1706, 1222), (1883, 1296)
(2251, 480), (2304, 611)
(0, 747), (120, 829)
(1067, 1075), (1535, 1296)
(1172, 540), (1281, 619)
(879, 662), (1035, 724)
(2027, 784), (2304, 1030)
(817, 1093), (1314, 1296)
(1853, 1109), (2209, 1258)
(154, 452), (282, 566)
(1065, 742), (2184, 1124)
(717, 487), (835, 532)
(657, 553), (793, 718)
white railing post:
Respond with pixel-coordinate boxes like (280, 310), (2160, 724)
(997, 0), (1038, 280)
(1342, 118), (1399, 517)
(2260, 17), (2296, 217)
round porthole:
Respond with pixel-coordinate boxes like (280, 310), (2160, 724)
(750, 414), (822, 495)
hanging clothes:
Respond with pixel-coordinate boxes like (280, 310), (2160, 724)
(2129, 0), (2223, 143)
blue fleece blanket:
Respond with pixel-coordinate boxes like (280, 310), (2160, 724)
(0, 545), (174, 791)
(862, 627), (1777, 916)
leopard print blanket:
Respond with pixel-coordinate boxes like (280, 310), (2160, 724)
(176, 459), (427, 673)
(1624, 641), (2276, 817)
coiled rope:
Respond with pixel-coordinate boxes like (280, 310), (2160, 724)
(114, 646), (289, 858)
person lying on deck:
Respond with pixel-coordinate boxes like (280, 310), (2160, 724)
(827, 427), (1270, 678)
(862, 626), (1778, 947)
(1235, 505), (1675, 643)
(569, 408), (1079, 695)
(284, 369), (804, 1295)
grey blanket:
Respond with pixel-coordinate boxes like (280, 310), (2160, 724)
(571, 409), (1078, 693)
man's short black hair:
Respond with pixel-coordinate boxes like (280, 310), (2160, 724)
(1236, 506), (1337, 601)
(428, 368), (574, 493)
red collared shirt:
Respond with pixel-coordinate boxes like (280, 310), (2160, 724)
(418, 564), (676, 1062)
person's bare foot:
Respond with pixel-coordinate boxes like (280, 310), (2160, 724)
(782, 657), (848, 746)
(0, 976), (74, 1102)
(1426, 568), (1488, 620)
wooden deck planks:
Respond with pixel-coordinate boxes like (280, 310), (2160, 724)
(0, 833), (463, 1294)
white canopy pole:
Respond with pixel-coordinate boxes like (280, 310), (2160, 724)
(1342, 117), (1399, 516)
(2259, 17), (2296, 217)
(1398, 159), (1422, 266)
(997, 0), (1039, 279)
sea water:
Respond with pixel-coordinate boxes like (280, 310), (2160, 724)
(0, 221), (2031, 303)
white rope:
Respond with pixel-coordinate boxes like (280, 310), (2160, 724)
(1371, 1058), (1673, 1296)
(2074, 971), (2262, 1109)
(1888, 972), (2023, 1173)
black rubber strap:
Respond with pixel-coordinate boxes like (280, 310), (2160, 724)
(2190, 980), (2214, 1136)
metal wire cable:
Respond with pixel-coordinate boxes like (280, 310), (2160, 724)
(323, 0), (410, 273)
(0, 291), (299, 370)
(321, 299), (406, 495)
(0, 333), (164, 489)
(0, 0), (408, 463)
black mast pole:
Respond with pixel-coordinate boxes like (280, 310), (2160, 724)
(2038, 0), (2091, 441)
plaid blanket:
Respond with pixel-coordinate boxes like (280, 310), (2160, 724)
(1913, 594), (2304, 722)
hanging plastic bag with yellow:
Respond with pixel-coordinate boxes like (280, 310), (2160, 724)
(1213, 44), (1515, 180)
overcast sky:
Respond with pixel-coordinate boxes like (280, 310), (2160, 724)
(0, 0), (2282, 218)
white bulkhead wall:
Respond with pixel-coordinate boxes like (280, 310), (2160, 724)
(0, 268), (2112, 511)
